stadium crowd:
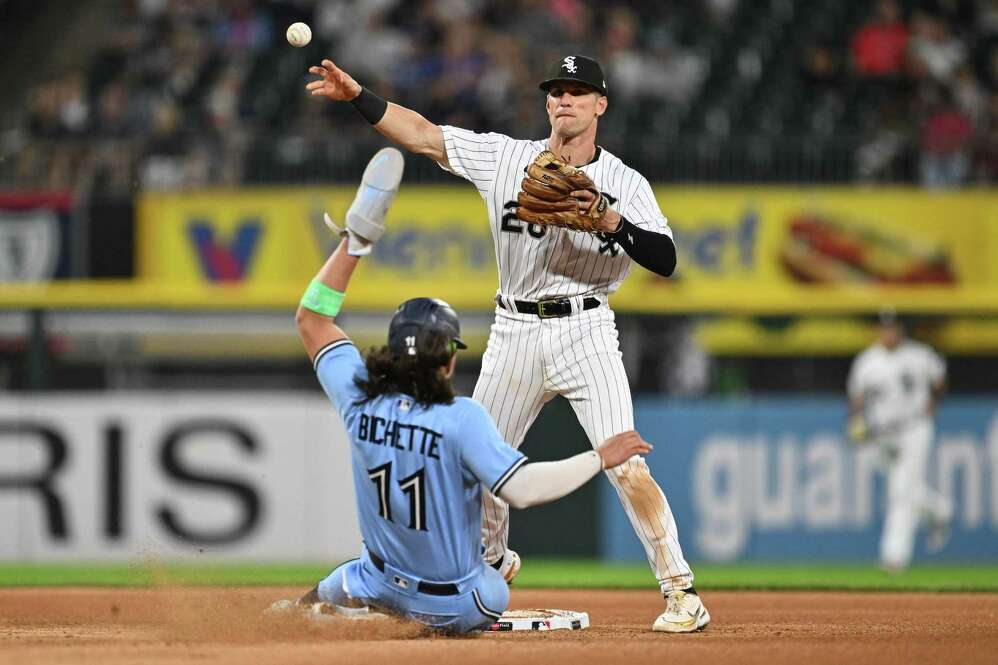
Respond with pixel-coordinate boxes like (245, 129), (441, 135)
(2, 0), (997, 191)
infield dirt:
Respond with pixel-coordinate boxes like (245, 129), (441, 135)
(1, 587), (996, 665)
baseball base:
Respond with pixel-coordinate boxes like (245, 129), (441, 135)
(486, 608), (590, 632)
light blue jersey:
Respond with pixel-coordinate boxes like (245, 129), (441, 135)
(311, 339), (525, 632)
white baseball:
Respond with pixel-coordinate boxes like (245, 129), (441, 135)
(286, 22), (311, 48)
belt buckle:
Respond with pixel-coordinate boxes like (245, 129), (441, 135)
(537, 298), (566, 319)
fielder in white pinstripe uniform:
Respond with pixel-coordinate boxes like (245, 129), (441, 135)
(307, 53), (708, 632)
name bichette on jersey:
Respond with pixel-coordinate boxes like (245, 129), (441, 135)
(441, 126), (673, 299)
(357, 413), (442, 460)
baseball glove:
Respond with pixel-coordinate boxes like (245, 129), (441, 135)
(516, 151), (608, 233)
(847, 414), (869, 443)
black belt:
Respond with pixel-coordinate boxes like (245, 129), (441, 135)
(497, 295), (600, 319)
(368, 551), (459, 596)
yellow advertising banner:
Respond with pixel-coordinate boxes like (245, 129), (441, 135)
(138, 186), (499, 309)
(611, 187), (998, 310)
(136, 186), (998, 312)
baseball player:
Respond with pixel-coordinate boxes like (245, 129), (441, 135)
(847, 309), (953, 571)
(306, 53), (708, 632)
(293, 148), (653, 634)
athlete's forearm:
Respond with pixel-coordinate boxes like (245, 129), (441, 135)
(498, 451), (603, 509)
(343, 84), (446, 164)
(314, 237), (361, 294)
(372, 103), (447, 164)
(607, 217), (677, 277)
(295, 238), (357, 359)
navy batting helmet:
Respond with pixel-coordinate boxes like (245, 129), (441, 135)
(387, 298), (468, 359)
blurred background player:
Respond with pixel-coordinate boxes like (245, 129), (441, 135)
(293, 148), (653, 633)
(847, 309), (953, 572)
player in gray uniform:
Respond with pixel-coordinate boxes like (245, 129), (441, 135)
(306, 54), (708, 632)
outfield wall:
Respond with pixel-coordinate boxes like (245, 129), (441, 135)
(605, 397), (998, 562)
(0, 394), (361, 562)
(3, 393), (997, 563)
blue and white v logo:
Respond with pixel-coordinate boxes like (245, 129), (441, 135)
(188, 220), (262, 282)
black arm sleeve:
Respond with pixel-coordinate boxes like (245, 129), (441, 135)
(606, 217), (677, 277)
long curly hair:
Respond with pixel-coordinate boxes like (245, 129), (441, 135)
(354, 341), (456, 408)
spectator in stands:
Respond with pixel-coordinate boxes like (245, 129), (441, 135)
(476, 33), (532, 133)
(426, 22), (489, 127)
(504, 0), (566, 48)
(704, 0), (739, 25)
(26, 82), (63, 140)
(644, 27), (707, 107)
(952, 65), (985, 122)
(604, 11), (705, 109)
(546, 0), (594, 55)
(801, 44), (845, 136)
(3, 0), (995, 190)
(802, 44), (843, 94)
(603, 6), (643, 104)
(851, 0), (909, 78)
(974, 93), (998, 182)
(214, 0), (271, 54)
(323, 2), (410, 94)
(908, 11), (967, 85)
(973, 1), (998, 91)
(140, 102), (188, 190)
(919, 88), (974, 188)
(94, 81), (134, 138)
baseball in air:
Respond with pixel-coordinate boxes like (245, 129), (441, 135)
(286, 22), (312, 47)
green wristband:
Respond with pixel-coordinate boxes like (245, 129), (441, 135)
(300, 280), (345, 317)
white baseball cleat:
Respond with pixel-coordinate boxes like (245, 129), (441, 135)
(325, 146), (404, 256)
(494, 550), (521, 585)
(348, 145), (404, 233)
(652, 590), (710, 633)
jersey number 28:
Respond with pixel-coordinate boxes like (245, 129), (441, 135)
(367, 462), (428, 532)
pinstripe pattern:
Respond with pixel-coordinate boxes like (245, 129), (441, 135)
(444, 126), (693, 593)
(439, 126), (672, 301)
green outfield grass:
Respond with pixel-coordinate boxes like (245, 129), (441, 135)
(2, 561), (997, 591)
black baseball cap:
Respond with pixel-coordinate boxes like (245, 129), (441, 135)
(388, 297), (467, 359)
(539, 55), (608, 97)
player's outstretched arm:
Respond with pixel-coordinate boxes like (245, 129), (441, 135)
(295, 238), (359, 361)
(498, 431), (653, 509)
(306, 59), (447, 165)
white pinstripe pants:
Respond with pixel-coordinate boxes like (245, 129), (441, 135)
(473, 302), (694, 592)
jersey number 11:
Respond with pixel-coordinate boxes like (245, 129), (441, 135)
(367, 462), (428, 532)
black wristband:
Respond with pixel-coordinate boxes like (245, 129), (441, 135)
(606, 216), (677, 277)
(350, 87), (388, 124)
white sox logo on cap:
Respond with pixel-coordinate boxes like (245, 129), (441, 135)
(562, 56), (577, 73)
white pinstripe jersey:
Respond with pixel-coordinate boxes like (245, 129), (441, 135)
(439, 125), (673, 300)
(848, 340), (945, 430)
